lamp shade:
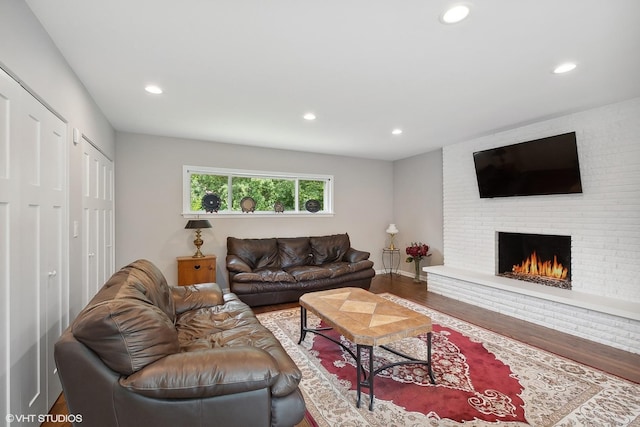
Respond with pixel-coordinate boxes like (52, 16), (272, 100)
(185, 219), (212, 229)
(386, 223), (399, 234)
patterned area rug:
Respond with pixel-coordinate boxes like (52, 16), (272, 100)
(257, 294), (640, 426)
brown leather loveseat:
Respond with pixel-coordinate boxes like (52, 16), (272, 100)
(55, 259), (305, 427)
(227, 233), (375, 306)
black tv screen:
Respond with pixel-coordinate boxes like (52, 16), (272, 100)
(473, 132), (583, 198)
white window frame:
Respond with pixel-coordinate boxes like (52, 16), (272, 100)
(183, 165), (334, 218)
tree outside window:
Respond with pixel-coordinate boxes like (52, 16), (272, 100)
(184, 166), (332, 215)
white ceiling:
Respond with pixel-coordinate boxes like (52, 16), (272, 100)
(26, 0), (640, 161)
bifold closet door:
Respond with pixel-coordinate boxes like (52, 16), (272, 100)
(0, 68), (67, 424)
(82, 139), (114, 305)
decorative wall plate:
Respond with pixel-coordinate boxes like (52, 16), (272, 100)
(274, 201), (284, 213)
(202, 193), (221, 213)
(305, 199), (321, 213)
(240, 196), (256, 213)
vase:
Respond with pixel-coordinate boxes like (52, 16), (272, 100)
(413, 259), (421, 283)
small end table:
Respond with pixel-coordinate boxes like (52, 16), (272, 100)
(382, 248), (400, 275)
(176, 255), (216, 286)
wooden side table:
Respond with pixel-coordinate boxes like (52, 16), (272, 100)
(177, 255), (217, 286)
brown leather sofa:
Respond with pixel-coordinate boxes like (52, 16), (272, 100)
(227, 233), (375, 306)
(55, 259), (305, 427)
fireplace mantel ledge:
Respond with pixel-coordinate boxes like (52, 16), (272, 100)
(423, 265), (640, 321)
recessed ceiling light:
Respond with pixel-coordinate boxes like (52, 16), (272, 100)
(392, 129), (403, 135)
(553, 62), (577, 74)
(303, 113), (316, 121)
(441, 5), (470, 24)
(145, 85), (163, 94)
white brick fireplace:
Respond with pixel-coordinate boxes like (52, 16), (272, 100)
(425, 97), (640, 354)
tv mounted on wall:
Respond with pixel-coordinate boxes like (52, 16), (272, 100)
(473, 132), (583, 198)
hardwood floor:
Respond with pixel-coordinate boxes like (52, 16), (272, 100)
(45, 274), (639, 426)
(371, 274), (640, 383)
(254, 274), (640, 384)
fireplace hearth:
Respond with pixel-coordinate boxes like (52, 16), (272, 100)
(497, 232), (571, 290)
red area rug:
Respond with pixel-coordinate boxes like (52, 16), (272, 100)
(257, 294), (640, 426)
(313, 322), (527, 423)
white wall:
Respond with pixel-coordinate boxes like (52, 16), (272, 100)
(115, 132), (393, 288)
(392, 149), (444, 277)
(431, 97), (640, 352)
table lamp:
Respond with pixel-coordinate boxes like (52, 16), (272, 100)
(386, 223), (399, 250)
(185, 219), (212, 258)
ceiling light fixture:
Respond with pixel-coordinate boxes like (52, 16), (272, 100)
(553, 62), (577, 74)
(145, 85), (163, 94)
(303, 113), (316, 121)
(392, 129), (403, 135)
(441, 5), (470, 24)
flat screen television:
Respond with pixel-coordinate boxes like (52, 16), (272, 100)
(473, 132), (583, 198)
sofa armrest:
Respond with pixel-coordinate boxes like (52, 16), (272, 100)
(344, 248), (370, 263)
(120, 347), (279, 399)
(226, 254), (253, 273)
(171, 283), (224, 314)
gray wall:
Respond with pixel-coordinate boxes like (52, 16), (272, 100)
(115, 132), (394, 288)
(0, 1), (115, 319)
(392, 149), (444, 277)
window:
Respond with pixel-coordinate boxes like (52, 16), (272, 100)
(183, 166), (333, 216)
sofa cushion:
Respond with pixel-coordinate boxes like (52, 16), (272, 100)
(72, 299), (179, 375)
(172, 282), (223, 314)
(310, 233), (350, 265)
(233, 269), (296, 283)
(322, 262), (352, 278)
(227, 237), (279, 270)
(286, 265), (333, 281)
(89, 259), (176, 323)
(344, 248), (371, 263)
(175, 293), (302, 396)
(277, 237), (312, 268)
(120, 347), (279, 399)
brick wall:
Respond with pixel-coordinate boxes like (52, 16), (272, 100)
(432, 97), (640, 353)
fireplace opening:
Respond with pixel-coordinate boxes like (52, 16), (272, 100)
(497, 232), (571, 290)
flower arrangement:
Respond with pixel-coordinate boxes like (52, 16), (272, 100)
(406, 242), (431, 282)
(405, 242), (430, 263)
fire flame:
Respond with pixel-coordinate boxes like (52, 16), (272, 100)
(512, 251), (568, 280)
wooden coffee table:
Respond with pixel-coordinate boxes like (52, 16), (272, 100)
(298, 287), (435, 410)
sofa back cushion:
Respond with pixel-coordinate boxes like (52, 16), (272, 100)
(227, 237), (279, 270)
(71, 259), (180, 375)
(310, 233), (351, 265)
(72, 298), (179, 375)
(277, 237), (312, 268)
(95, 259), (176, 323)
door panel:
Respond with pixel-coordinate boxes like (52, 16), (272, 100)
(82, 141), (114, 304)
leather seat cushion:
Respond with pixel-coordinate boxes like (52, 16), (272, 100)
(285, 265), (333, 281)
(175, 293), (302, 396)
(233, 269), (296, 283)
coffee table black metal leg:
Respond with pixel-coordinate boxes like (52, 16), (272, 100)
(356, 344), (376, 410)
(298, 307), (307, 344)
(356, 345), (363, 408)
(427, 331), (435, 384)
(367, 345), (375, 410)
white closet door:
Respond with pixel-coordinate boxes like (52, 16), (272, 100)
(1, 68), (67, 425)
(82, 140), (114, 304)
(0, 66), (22, 427)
